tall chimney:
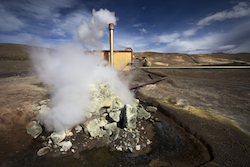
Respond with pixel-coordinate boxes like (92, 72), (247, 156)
(109, 23), (114, 66)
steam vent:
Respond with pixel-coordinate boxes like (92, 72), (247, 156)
(20, 79), (213, 167)
(27, 81), (154, 155)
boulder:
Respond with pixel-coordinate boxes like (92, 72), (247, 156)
(124, 104), (138, 129)
(89, 81), (123, 114)
(39, 100), (47, 105)
(138, 107), (151, 120)
(110, 129), (120, 141)
(32, 106), (41, 112)
(26, 121), (43, 138)
(98, 117), (108, 127)
(50, 131), (66, 144)
(133, 99), (140, 106)
(37, 147), (51, 156)
(39, 105), (50, 115)
(112, 98), (124, 109)
(58, 141), (72, 152)
(104, 122), (117, 131)
(85, 119), (101, 137)
(146, 106), (157, 113)
(75, 125), (82, 133)
(109, 110), (121, 122)
(99, 128), (112, 137)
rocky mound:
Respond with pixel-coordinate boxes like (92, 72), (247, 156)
(26, 82), (158, 157)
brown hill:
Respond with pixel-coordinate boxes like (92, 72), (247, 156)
(0, 43), (44, 60)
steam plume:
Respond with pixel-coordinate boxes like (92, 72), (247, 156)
(78, 8), (116, 50)
(30, 9), (133, 132)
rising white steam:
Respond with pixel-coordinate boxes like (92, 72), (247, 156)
(30, 9), (133, 132)
(78, 8), (116, 50)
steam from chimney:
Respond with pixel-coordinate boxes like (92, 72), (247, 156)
(78, 9), (116, 50)
(30, 9), (134, 132)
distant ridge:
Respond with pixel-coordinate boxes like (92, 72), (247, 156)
(0, 43), (46, 60)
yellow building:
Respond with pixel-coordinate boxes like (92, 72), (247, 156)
(98, 50), (133, 71)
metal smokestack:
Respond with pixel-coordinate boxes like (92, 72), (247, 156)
(109, 23), (114, 66)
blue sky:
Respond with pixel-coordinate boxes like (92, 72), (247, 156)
(0, 0), (250, 53)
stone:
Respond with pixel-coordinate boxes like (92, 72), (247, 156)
(109, 110), (121, 122)
(85, 112), (92, 119)
(112, 98), (124, 109)
(48, 139), (52, 144)
(75, 125), (82, 133)
(58, 141), (72, 152)
(66, 132), (73, 137)
(116, 146), (122, 151)
(39, 100), (47, 105)
(110, 129), (120, 141)
(37, 147), (51, 156)
(32, 106), (41, 112)
(26, 121), (43, 138)
(50, 131), (66, 144)
(133, 99), (140, 106)
(146, 106), (157, 113)
(124, 104), (138, 129)
(85, 119), (101, 137)
(147, 139), (151, 145)
(99, 107), (107, 115)
(99, 128), (112, 137)
(39, 105), (50, 115)
(138, 107), (151, 120)
(104, 122), (117, 131)
(136, 145), (141, 151)
(89, 82), (119, 112)
(98, 117), (108, 127)
(129, 147), (134, 153)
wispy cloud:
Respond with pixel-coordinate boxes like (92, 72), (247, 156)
(0, 0), (91, 46)
(0, 4), (25, 32)
(154, 20), (250, 54)
(133, 23), (142, 27)
(152, 33), (180, 43)
(182, 28), (198, 37)
(197, 2), (250, 27)
(139, 28), (147, 34)
(150, 2), (250, 53)
(181, 2), (250, 37)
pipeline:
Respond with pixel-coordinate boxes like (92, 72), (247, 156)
(129, 76), (168, 89)
(138, 65), (250, 69)
(186, 54), (199, 64)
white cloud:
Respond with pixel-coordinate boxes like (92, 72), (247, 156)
(133, 23), (142, 27)
(197, 2), (250, 27)
(182, 2), (250, 37)
(0, 32), (73, 48)
(217, 45), (237, 51)
(139, 28), (147, 34)
(182, 28), (198, 37)
(154, 22), (250, 54)
(10, 0), (77, 20)
(153, 33), (180, 43)
(0, 4), (25, 32)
